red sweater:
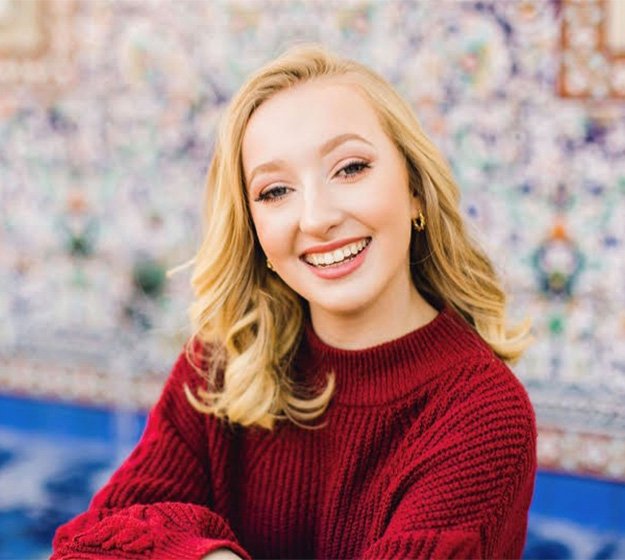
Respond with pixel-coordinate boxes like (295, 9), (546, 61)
(52, 307), (536, 559)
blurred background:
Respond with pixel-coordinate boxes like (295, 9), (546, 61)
(1, 0), (624, 558)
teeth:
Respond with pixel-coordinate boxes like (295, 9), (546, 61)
(304, 238), (369, 267)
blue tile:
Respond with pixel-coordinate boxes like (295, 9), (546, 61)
(531, 471), (625, 534)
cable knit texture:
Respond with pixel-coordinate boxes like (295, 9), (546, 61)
(52, 307), (537, 559)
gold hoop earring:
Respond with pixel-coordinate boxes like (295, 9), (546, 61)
(412, 211), (426, 232)
(266, 259), (275, 271)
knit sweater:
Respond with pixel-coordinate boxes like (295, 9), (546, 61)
(52, 307), (537, 559)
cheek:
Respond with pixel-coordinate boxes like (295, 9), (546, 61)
(356, 163), (413, 228)
(250, 211), (292, 259)
(355, 188), (413, 232)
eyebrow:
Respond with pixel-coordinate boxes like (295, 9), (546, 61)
(318, 132), (374, 157)
(247, 132), (374, 187)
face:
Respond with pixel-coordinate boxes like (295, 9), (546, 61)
(242, 78), (420, 322)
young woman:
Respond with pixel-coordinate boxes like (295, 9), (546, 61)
(52, 45), (536, 560)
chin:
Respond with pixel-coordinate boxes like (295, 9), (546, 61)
(307, 291), (376, 318)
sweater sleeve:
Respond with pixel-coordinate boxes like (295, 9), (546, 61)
(362, 359), (537, 560)
(51, 345), (251, 560)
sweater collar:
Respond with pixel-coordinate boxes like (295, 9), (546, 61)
(296, 306), (488, 406)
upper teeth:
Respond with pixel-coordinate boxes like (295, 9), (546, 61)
(304, 239), (369, 266)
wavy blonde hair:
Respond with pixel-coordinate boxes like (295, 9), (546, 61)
(179, 44), (531, 430)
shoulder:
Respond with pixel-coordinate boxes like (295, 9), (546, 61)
(394, 309), (536, 455)
(388, 350), (536, 488)
(145, 339), (239, 455)
(411, 351), (537, 482)
(431, 345), (535, 434)
(377, 351), (537, 547)
(450, 346), (531, 401)
(432, 310), (535, 426)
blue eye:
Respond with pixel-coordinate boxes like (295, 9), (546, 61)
(256, 185), (290, 202)
(337, 161), (371, 178)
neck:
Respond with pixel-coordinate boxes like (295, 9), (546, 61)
(309, 282), (439, 350)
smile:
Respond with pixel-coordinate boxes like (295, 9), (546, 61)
(303, 238), (371, 267)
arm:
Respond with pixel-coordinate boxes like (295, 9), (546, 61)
(51, 346), (251, 560)
(362, 360), (537, 559)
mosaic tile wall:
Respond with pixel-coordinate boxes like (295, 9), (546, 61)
(1, 0), (624, 479)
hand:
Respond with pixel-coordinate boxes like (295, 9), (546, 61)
(202, 549), (245, 560)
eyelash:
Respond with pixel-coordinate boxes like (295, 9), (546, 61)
(337, 160), (371, 180)
(254, 160), (371, 203)
(255, 185), (290, 202)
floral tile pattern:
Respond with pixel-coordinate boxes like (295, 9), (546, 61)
(1, 0), (624, 480)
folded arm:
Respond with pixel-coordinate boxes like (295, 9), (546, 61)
(52, 348), (251, 560)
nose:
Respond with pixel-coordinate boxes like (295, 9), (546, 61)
(298, 181), (343, 237)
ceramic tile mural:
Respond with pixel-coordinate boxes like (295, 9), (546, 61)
(1, 0), (624, 479)
(0, 0), (74, 88)
(559, 0), (625, 98)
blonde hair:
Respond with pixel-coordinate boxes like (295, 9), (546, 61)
(179, 44), (531, 431)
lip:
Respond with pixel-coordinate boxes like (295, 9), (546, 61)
(303, 238), (371, 280)
(300, 236), (370, 258)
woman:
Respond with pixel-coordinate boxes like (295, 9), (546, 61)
(52, 45), (536, 560)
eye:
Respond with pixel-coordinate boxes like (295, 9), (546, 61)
(255, 185), (291, 203)
(335, 160), (371, 180)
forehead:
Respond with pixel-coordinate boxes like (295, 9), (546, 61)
(242, 78), (386, 165)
